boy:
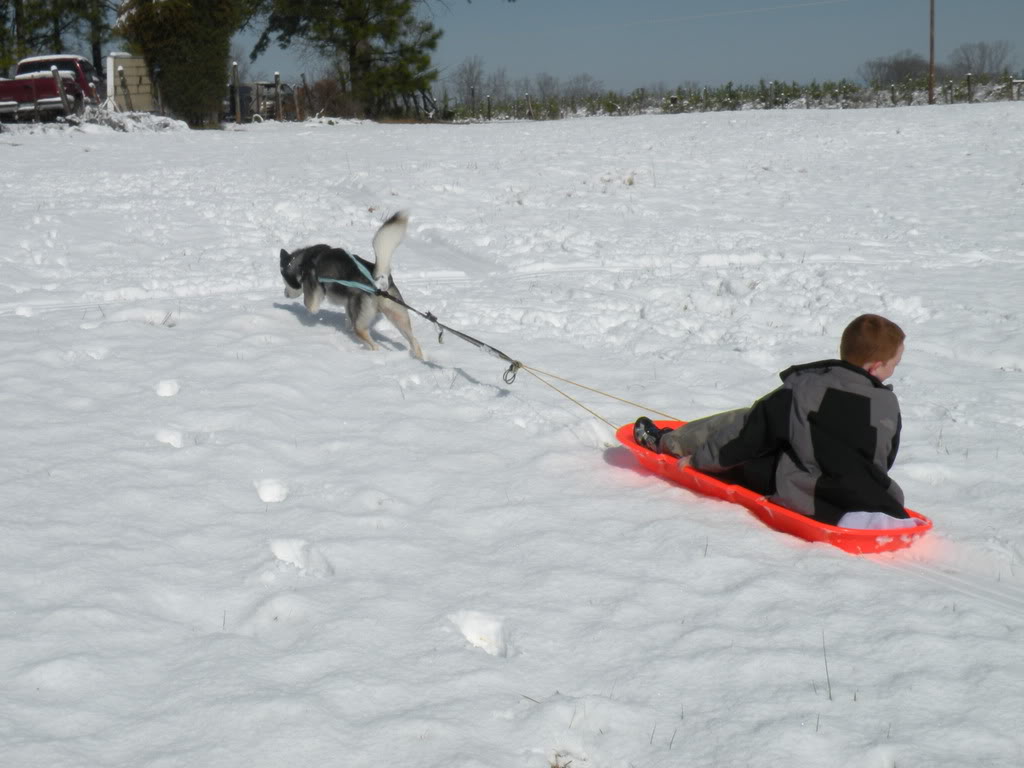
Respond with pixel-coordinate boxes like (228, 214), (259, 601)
(633, 314), (914, 530)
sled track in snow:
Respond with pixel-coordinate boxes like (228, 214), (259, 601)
(880, 558), (1024, 619)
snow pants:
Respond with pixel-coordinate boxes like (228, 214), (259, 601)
(658, 407), (750, 458)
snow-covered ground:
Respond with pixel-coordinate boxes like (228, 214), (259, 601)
(1, 104), (1023, 768)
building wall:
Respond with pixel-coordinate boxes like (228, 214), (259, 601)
(106, 53), (156, 113)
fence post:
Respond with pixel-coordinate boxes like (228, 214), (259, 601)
(50, 65), (73, 116)
(232, 62), (241, 123)
(153, 66), (164, 115)
(118, 66), (134, 111)
(486, 94), (491, 120)
(29, 75), (39, 122)
(274, 72), (283, 120)
(966, 73), (972, 103)
(301, 73), (310, 118)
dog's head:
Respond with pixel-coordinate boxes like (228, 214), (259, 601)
(279, 249), (304, 298)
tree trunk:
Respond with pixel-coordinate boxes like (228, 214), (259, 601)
(88, 0), (105, 73)
(52, 19), (61, 52)
(14, 0), (26, 57)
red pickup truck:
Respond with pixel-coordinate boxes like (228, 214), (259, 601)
(0, 55), (102, 121)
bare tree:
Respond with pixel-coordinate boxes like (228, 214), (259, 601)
(948, 41), (1015, 77)
(512, 75), (532, 101)
(451, 55), (484, 107)
(643, 81), (671, 97)
(534, 71), (560, 103)
(563, 73), (601, 103)
(484, 66), (509, 102)
(859, 49), (933, 85)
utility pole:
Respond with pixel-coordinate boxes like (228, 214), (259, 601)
(928, 0), (936, 104)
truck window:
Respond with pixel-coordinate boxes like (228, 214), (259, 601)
(81, 61), (99, 82)
(18, 59), (78, 76)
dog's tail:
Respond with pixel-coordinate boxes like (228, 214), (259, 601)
(371, 210), (409, 280)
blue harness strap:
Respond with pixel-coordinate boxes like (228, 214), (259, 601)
(319, 277), (377, 293)
(314, 249), (521, 383)
(318, 251), (379, 293)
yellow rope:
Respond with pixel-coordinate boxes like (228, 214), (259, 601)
(519, 367), (618, 427)
(371, 287), (680, 427)
(516, 364), (682, 427)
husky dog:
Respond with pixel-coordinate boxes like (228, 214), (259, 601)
(279, 211), (423, 359)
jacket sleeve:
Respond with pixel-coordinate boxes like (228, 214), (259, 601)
(884, 405), (904, 505)
(887, 412), (901, 469)
(690, 386), (792, 472)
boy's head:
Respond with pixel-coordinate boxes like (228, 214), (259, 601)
(840, 314), (905, 381)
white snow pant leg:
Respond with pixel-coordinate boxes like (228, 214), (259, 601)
(835, 511), (920, 530)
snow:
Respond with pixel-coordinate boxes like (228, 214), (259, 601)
(1, 104), (1023, 767)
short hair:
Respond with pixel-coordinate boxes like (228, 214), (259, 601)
(840, 314), (905, 366)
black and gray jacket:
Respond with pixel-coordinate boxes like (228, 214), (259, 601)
(690, 359), (907, 525)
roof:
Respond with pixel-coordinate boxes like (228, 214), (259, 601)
(18, 54), (89, 64)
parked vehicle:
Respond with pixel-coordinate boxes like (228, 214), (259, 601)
(0, 55), (102, 121)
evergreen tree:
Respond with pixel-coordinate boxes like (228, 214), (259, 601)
(78, 0), (116, 73)
(251, 0), (442, 118)
(117, 0), (244, 127)
(1, 0), (50, 67)
(0, 1), (12, 71)
(0, 1), (116, 74)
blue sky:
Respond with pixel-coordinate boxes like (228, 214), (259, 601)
(239, 0), (1024, 91)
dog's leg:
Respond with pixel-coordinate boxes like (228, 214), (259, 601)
(380, 292), (424, 360)
(348, 295), (380, 351)
(303, 282), (324, 314)
(353, 325), (380, 351)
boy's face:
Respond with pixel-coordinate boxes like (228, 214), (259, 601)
(870, 343), (904, 382)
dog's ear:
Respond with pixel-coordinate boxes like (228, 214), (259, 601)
(279, 248), (291, 269)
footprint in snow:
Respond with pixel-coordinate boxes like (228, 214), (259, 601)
(233, 593), (311, 648)
(155, 429), (183, 448)
(268, 538), (334, 578)
(255, 479), (288, 503)
(155, 379), (180, 397)
(449, 610), (513, 658)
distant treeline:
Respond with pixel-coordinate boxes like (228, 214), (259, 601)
(433, 72), (1021, 122)
(432, 43), (1020, 122)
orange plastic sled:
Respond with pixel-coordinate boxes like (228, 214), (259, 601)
(617, 421), (931, 554)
